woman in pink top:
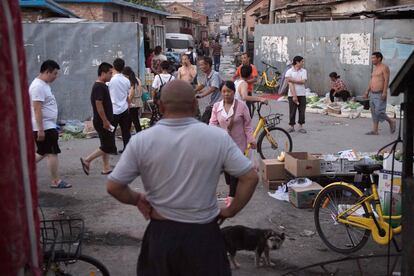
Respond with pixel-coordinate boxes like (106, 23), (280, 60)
(209, 81), (256, 205)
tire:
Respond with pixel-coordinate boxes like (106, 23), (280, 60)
(48, 254), (110, 276)
(257, 126), (292, 159)
(314, 184), (371, 254)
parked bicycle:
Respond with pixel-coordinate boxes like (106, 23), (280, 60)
(313, 163), (401, 254)
(246, 102), (292, 159)
(256, 61), (281, 91)
(40, 214), (110, 276)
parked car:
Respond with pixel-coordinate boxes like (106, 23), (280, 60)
(166, 33), (194, 54)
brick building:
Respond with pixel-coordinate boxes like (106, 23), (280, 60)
(245, 0), (269, 38)
(165, 2), (208, 41)
(20, 0), (169, 24)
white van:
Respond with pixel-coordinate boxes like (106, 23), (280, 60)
(166, 33), (195, 53)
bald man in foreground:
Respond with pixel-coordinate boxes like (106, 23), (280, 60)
(107, 80), (258, 275)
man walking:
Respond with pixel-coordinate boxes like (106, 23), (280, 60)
(285, 56), (307, 133)
(80, 62), (117, 175)
(194, 56), (222, 123)
(29, 60), (71, 188)
(212, 39), (224, 72)
(108, 58), (131, 153)
(232, 52), (259, 116)
(107, 80), (258, 276)
(363, 52), (396, 135)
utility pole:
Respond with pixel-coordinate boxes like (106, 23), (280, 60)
(239, 0), (243, 38)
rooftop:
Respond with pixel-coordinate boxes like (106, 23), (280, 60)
(55, 0), (170, 16)
(20, 0), (79, 18)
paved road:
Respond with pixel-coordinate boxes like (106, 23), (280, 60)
(37, 42), (402, 275)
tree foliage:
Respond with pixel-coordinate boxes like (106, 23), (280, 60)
(126, 0), (163, 10)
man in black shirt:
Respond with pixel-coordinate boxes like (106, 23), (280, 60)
(80, 62), (117, 175)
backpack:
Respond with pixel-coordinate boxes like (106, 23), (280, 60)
(155, 74), (173, 100)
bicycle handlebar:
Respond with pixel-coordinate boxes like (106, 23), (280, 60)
(261, 60), (279, 72)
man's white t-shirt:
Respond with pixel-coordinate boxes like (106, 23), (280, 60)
(29, 78), (58, 131)
(109, 118), (252, 224)
(108, 73), (131, 115)
(152, 73), (175, 90)
(285, 67), (307, 97)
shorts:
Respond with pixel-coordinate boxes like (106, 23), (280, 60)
(33, 128), (61, 156)
(369, 92), (387, 123)
(94, 122), (117, 155)
(137, 219), (231, 276)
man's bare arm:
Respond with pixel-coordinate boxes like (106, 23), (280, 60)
(198, 86), (217, 97)
(96, 100), (111, 129)
(194, 84), (204, 93)
(382, 65), (390, 96)
(219, 168), (258, 220)
(107, 180), (152, 220)
(33, 101), (45, 141)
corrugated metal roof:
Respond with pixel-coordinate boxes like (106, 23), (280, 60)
(55, 0), (170, 16)
(20, 0), (80, 17)
(350, 4), (414, 17)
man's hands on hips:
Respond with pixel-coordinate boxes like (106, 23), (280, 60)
(37, 130), (45, 141)
(136, 193), (152, 220)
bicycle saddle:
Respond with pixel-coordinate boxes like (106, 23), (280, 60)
(354, 164), (383, 174)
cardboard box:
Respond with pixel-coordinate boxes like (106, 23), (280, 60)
(289, 182), (323, 209)
(312, 154), (342, 174)
(285, 152), (321, 177)
(263, 179), (285, 191)
(260, 159), (286, 181)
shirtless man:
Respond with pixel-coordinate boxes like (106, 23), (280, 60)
(177, 54), (197, 83)
(363, 52), (396, 135)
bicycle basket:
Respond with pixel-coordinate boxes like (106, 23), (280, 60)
(40, 219), (84, 262)
(264, 113), (282, 127)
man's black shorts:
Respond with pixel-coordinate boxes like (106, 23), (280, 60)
(33, 128), (61, 156)
(94, 123), (117, 155)
(137, 219), (231, 276)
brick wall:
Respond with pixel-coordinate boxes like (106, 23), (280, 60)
(21, 9), (57, 22)
(60, 3), (165, 24)
(60, 3), (104, 20)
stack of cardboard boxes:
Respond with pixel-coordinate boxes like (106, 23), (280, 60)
(260, 152), (324, 209)
(259, 159), (287, 191)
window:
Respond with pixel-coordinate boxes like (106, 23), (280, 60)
(250, 27), (255, 31)
(131, 15), (135, 22)
(112, 12), (118, 22)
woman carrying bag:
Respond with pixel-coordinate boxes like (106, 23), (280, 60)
(209, 81), (256, 206)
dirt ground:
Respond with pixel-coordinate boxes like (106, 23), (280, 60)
(36, 43), (403, 275)
(37, 98), (402, 275)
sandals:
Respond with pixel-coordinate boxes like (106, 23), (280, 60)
(80, 157), (90, 175)
(101, 170), (112, 175)
(50, 180), (72, 189)
(298, 128), (307, 134)
(365, 131), (378, 135)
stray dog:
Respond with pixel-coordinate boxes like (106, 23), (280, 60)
(221, 225), (285, 268)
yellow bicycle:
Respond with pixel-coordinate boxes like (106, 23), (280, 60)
(245, 103), (292, 159)
(256, 61), (281, 90)
(313, 163), (401, 254)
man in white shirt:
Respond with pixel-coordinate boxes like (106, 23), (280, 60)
(29, 60), (71, 188)
(285, 56), (307, 133)
(107, 80), (258, 275)
(108, 58), (131, 153)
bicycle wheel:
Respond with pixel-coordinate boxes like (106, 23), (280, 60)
(314, 184), (371, 254)
(48, 254), (110, 276)
(257, 126), (292, 159)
